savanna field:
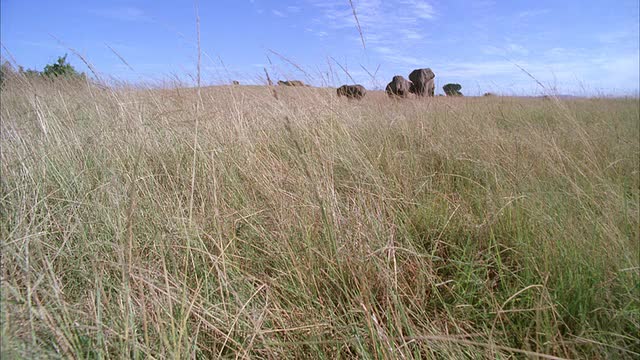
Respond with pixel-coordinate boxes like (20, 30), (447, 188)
(1, 77), (638, 358)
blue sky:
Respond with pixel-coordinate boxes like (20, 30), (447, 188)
(1, 0), (639, 95)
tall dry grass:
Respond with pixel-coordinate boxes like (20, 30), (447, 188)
(1, 75), (638, 358)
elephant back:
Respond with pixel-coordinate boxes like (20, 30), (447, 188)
(337, 84), (366, 99)
(409, 68), (435, 83)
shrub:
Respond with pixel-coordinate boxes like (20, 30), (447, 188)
(443, 83), (463, 96)
(42, 54), (84, 79)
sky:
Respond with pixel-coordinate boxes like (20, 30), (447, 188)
(1, 0), (639, 95)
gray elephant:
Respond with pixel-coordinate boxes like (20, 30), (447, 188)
(337, 84), (367, 99)
(409, 68), (435, 97)
(278, 80), (306, 86)
(385, 75), (413, 98)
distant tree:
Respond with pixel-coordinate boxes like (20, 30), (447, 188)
(20, 66), (41, 77)
(2, 55), (87, 86)
(42, 54), (84, 79)
(483, 92), (496, 97)
(443, 83), (463, 96)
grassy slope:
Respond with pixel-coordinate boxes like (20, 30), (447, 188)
(1, 78), (638, 358)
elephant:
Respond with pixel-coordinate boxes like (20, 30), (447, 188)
(385, 75), (413, 98)
(443, 83), (463, 96)
(408, 68), (435, 97)
(232, 80), (240, 85)
(337, 84), (367, 99)
(278, 80), (306, 86)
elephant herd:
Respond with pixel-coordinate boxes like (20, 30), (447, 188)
(336, 67), (437, 100)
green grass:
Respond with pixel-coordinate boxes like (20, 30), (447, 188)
(1, 76), (638, 358)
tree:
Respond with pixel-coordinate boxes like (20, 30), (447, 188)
(443, 83), (463, 96)
(42, 54), (84, 78)
(19, 66), (41, 77)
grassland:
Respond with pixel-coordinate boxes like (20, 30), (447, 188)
(1, 76), (638, 358)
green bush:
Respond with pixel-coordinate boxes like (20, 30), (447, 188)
(42, 54), (84, 78)
(2, 55), (85, 84)
(443, 83), (463, 96)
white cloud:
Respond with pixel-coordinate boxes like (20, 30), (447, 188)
(434, 51), (640, 95)
(596, 24), (640, 45)
(436, 60), (523, 78)
(482, 43), (529, 57)
(310, 0), (435, 39)
(401, 0), (435, 19)
(379, 54), (426, 68)
(272, 10), (286, 17)
(309, 0), (437, 68)
(400, 29), (424, 40)
(507, 44), (529, 56)
(303, 28), (329, 38)
(373, 46), (394, 54)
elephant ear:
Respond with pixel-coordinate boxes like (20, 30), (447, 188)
(423, 68), (435, 80)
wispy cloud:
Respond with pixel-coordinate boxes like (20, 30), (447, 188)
(435, 50), (640, 94)
(373, 46), (394, 54)
(309, 0), (436, 66)
(483, 43), (529, 56)
(544, 47), (584, 59)
(400, 29), (424, 40)
(507, 44), (529, 56)
(310, 0), (435, 36)
(89, 7), (152, 22)
(596, 24), (640, 45)
(271, 6), (302, 18)
(304, 27), (330, 39)
(403, 0), (436, 19)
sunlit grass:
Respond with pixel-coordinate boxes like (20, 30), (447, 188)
(1, 76), (638, 358)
